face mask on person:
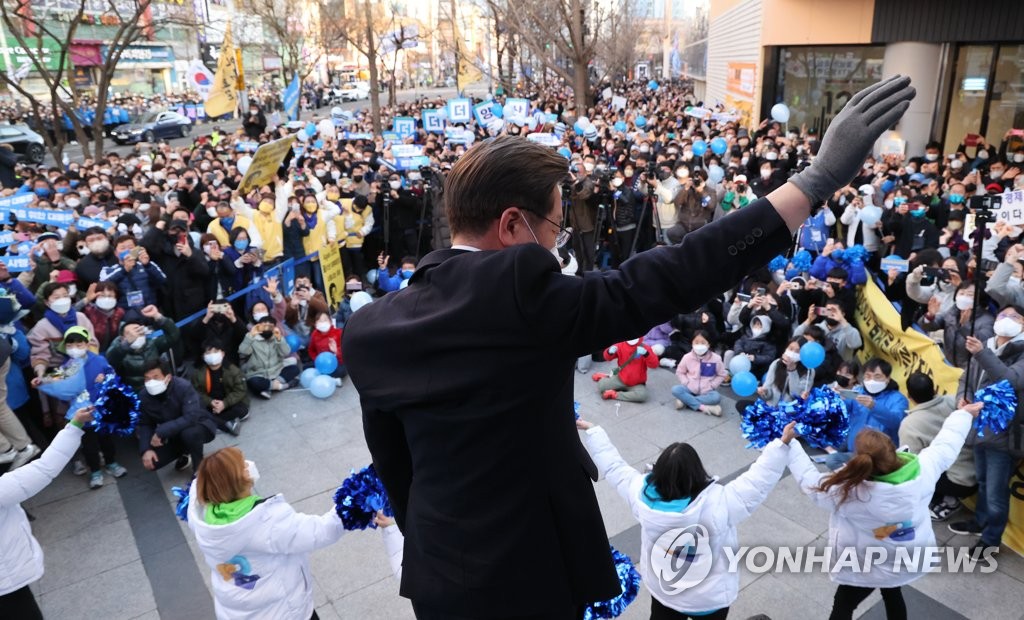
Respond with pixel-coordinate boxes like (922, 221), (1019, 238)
(583, 162), (595, 173)
(315, 320), (331, 333)
(611, 177), (623, 188)
(761, 168), (772, 180)
(765, 151), (778, 161)
(252, 311), (268, 322)
(233, 239), (249, 252)
(206, 206), (218, 218)
(389, 180), (402, 190)
(66, 346), (87, 359)
(906, 164), (917, 174)
(1014, 153), (1024, 164)
(144, 378), (168, 396)
(303, 202), (318, 213)
(352, 175), (363, 183)
(90, 183), (102, 193)
(676, 168), (688, 179)
(34, 187), (50, 198)
(203, 351), (224, 367)
(835, 374), (853, 388)
(401, 269), (414, 279)
(994, 317), (1023, 338)
(245, 459), (260, 483)
(884, 198), (894, 208)
(950, 159), (964, 170)
(750, 326), (764, 337)
(910, 208), (926, 218)
(88, 239), (110, 255)
(977, 150), (989, 161)
(825, 317), (840, 327)
(894, 196), (907, 206)
(129, 334), (147, 350)
(955, 295), (974, 311)
(783, 349), (801, 363)
(49, 297), (72, 314)
(740, 157), (749, 166)
(66, 198), (81, 208)
(623, 168), (634, 177)
(863, 379), (888, 394)
(949, 193), (965, 204)
(692, 344), (709, 356)
(925, 153), (939, 161)
(991, 169), (1004, 180)
(96, 296), (117, 311)
(114, 190), (130, 199)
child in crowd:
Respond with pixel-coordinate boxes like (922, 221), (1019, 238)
(672, 330), (726, 416)
(592, 337), (659, 403)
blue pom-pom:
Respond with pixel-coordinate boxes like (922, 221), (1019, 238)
(741, 399), (784, 448)
(843, 245), (869, 265)
(333, 464), (394, 531)
(172, 484), (190, 522)
(93, 375), (140, 437)
(791, 387), (849, 449)
(974, 380), (1018, 438)
(791, 250), (812, 274)
(583, 545), (640, 619)
(574, 400), (581, 420)
(768, 255), (788, 274)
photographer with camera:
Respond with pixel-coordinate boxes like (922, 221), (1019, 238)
(568, 155), (599, 272)
(106, 305), (181, 393)
(610, 168), (640, 265)
(669, 167), (713, 244)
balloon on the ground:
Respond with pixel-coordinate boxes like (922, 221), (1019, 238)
(692, 139), (707, 156)
(315, 352), (339, 375)
(800, 341), (826, 369)
(732, 371), (758, 397)
(770, 103), (791, 123)
(285, 333), (302, 353)
(309, 374), (337, 399)
(710, 137), (728, 155)
(728, 355), (751, 376)
(300, 367), (319, 389)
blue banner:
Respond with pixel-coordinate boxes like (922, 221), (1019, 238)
(344, 132), (374, 141)
(0, 194), (34, 210)
(283, 73), (301, 122)
(0, 255), (32, 272)
(75, 216), (115, 231)
(0, 230), (16, 248)
(236, 141), (259, 152)
(0, 205), (76, 228)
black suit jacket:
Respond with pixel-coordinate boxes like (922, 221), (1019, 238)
(343, 197), (793, 616)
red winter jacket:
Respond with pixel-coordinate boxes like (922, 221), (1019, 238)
(308, 326), (344, 365)
(603, 339), (658, 386)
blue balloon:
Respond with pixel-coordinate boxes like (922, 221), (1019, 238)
(635, 115), (647, 128)
(573, 121), (587, 135)
(285, 333), (302, 353)
(692, 140), (707, 157)
(732, 371), (758, 397)
(728, 355), (751, 376)
(305, 122), (317, 137)
(647, 80), (659, 91)
(300, 368), (319, 389)
(491, 102), (503, 118)
(315, 351), (339, 375)
(614, 120), (627, 133)
(309, 374), (337, 399)
(710, 137), (728, 155)
(800, 342), (826, 369)
(557, 146), (572, 159)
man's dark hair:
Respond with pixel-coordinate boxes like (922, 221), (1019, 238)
(400, 256), (417, 267)
(906, 372), (935, 404)
(444, 135), (568, 237)
(863, 357), (892, 377)
(827, 267), (848, 282)
(647, 442), (712, 502)
(143, 358), (170, 376)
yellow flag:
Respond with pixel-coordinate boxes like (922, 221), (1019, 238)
(453, 19), (481, 93)
(205, 23), (239, 118)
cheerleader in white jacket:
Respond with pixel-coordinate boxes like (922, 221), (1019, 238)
(786, 403), (982, 620)
(578, 417), (797, 619)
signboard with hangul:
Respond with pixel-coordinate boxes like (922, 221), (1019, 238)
(422, 109), (444, 134)
(447, 98), (471, 124)
(526, 133), (561, 147)
(393, 116), (416, 137)
(504, 98), (528, 123)
(473, 101), (497, 127)
(995, 190), (1024, 226)
(880, 256), (910, 273)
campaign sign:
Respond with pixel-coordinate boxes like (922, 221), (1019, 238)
(393, 116), (416, 137)
(447, 98), (471, 124)
(880, 256), (910, 273)
(473, 101), (497, 127)
(0, 255), (31, 272)
(504, 98), (528, 123)
(422, 109), (444, 134)
(526, 133), (561, 147)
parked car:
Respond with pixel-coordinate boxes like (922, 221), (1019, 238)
(339, 82), (370, 101)
(0, 124), (45, 164)
(111, 110), (192, 144)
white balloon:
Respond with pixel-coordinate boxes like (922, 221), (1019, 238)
(237, 155), (253, 175)
(859, 205), (883, 227)
(527, 116), (538, 131)
(577, 116), (591, 127)
(296, 128), (309, 142)
(770, 103), (791, 123)
(486, 117), (504, 133)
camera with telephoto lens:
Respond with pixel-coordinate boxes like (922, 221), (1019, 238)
(920, 266), (951, 287)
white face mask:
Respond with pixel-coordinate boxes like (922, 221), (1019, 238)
(991, 170), (1004, 180)
(626, 338), (640, 345)
(389, 180), (402, 190)
(765, 151), (778, 161)
(315, 321), (331, 333)
(740, 157), (749, 166)
(252, 311), (268, 322)
(207, 207), (218, 218)
(863, 379), (888, 394)
(925, 153), (939, 161)
(583, 162), (595, 172)
(67, 285), (77, 298)
(884, 198), (894, 208)
(783, 350), (801, 363)
(245, 459), (260, 483)
(955, 295), (974, 311)
(66, 346), (87, 359)
(49, 297), (72, 314)
(66, 198), (81, 208)
(994, 317), (1023, 338)
(1015, 154), (1024, 164)
(761, 169), (772, 180)
(95, 296), (117, 311)
(751, 327), (763, 338)
(203, 352), (224, 367)
(611, 178), (623, 187)
(950, 159), (964, 170)
(130, 335), (147, 350)
(114, 190), (130, 199)
(144, 378), (168, 395)
(692, 344), (709, 356)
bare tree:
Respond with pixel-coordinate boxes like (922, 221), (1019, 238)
(236, 0), (323, 83)
(0, 0), (197, 160)
(320, 0), (387, 135)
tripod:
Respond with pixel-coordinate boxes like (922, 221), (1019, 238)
(415, 168), (434, 260)
(963, 194), (1002, 398)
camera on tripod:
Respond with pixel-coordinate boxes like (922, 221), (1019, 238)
(969, 194), (1002, 224)
(593, 164), (618, 184)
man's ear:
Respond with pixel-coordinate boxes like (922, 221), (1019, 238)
(496, 207), (525, 248)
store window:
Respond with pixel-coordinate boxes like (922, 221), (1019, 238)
(776, 46), (885, 133)
(944, 44), (1024, 155)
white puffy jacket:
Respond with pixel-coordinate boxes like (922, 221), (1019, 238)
(0, 423), (83, 596)
(187, 481), (346, 620)
(584, 426), (790, 614)
(787, 409), (973, 587)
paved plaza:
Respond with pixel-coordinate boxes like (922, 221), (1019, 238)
(22, 360), (1024, 619)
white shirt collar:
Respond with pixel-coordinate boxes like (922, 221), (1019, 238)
(450, 244), (482, 252)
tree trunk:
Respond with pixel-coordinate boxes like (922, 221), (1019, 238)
(363, 0), (382, 136)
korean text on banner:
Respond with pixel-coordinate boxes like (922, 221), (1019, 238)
(204, 23), (239, 118)
(318, 242), (346, 315)
(854, 278), (962, 395)
(238, 135), (298, 193)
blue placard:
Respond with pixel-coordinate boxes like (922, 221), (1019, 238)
(447, 98), (471, 124)
(422, 109), (444, 134)
(880, 256), (910, 273)
(75, 216), (114, 231)
(236, 141), (259, 152)
(0, 255), (32, 272)
(0, 194), (34, 211)
(504, 98), (528, 122)
(393, 116), (416, 137)
(394, 156), (431, 171)
(381, 131), (401, 144)
(0, 230), (16, 248)
(343, 132), (374, 141)
(473, 101), (498, 127)
(1, 206), (76, 228)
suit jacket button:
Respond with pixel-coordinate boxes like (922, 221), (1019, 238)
(752, 227), (764, 238)
(745, 234), (755, 245)
(736, 240), (747, 251)
(728, 245), (738, 256)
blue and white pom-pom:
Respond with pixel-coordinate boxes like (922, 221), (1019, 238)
(333, 464), (394, 531)
(93, 375), (141, 436)
(583, 545), (641, 619)
(791, 387), (849, 449)
(741, 400), (784, 449)
(171, 484), (191, 522)
(768, 255), (788, 274)
(791, 249), (812, 274)
(974, 380), (1018, 438)
(574, 401), (581, 420)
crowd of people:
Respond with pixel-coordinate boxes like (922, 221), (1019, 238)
(0, 73), (1019, 619)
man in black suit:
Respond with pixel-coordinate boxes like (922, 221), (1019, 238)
(344, 76), (915, 619)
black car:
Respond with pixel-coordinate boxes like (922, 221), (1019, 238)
(0, 124), (46, 164)
(111, 110), (192, 144)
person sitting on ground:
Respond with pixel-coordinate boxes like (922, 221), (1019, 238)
(592, 337), (659, 402)
(192, 340), (250, 437)
(308, 311), (346, 386)
(724, 314), (778, 381)
(672, 330), (726, 416)
(106, 306), (180, 393)
(898, 372), (976, 522)
(239, 316), (298, 400)
(137, 359), (217, 475)
(283, 275), (328, 349)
